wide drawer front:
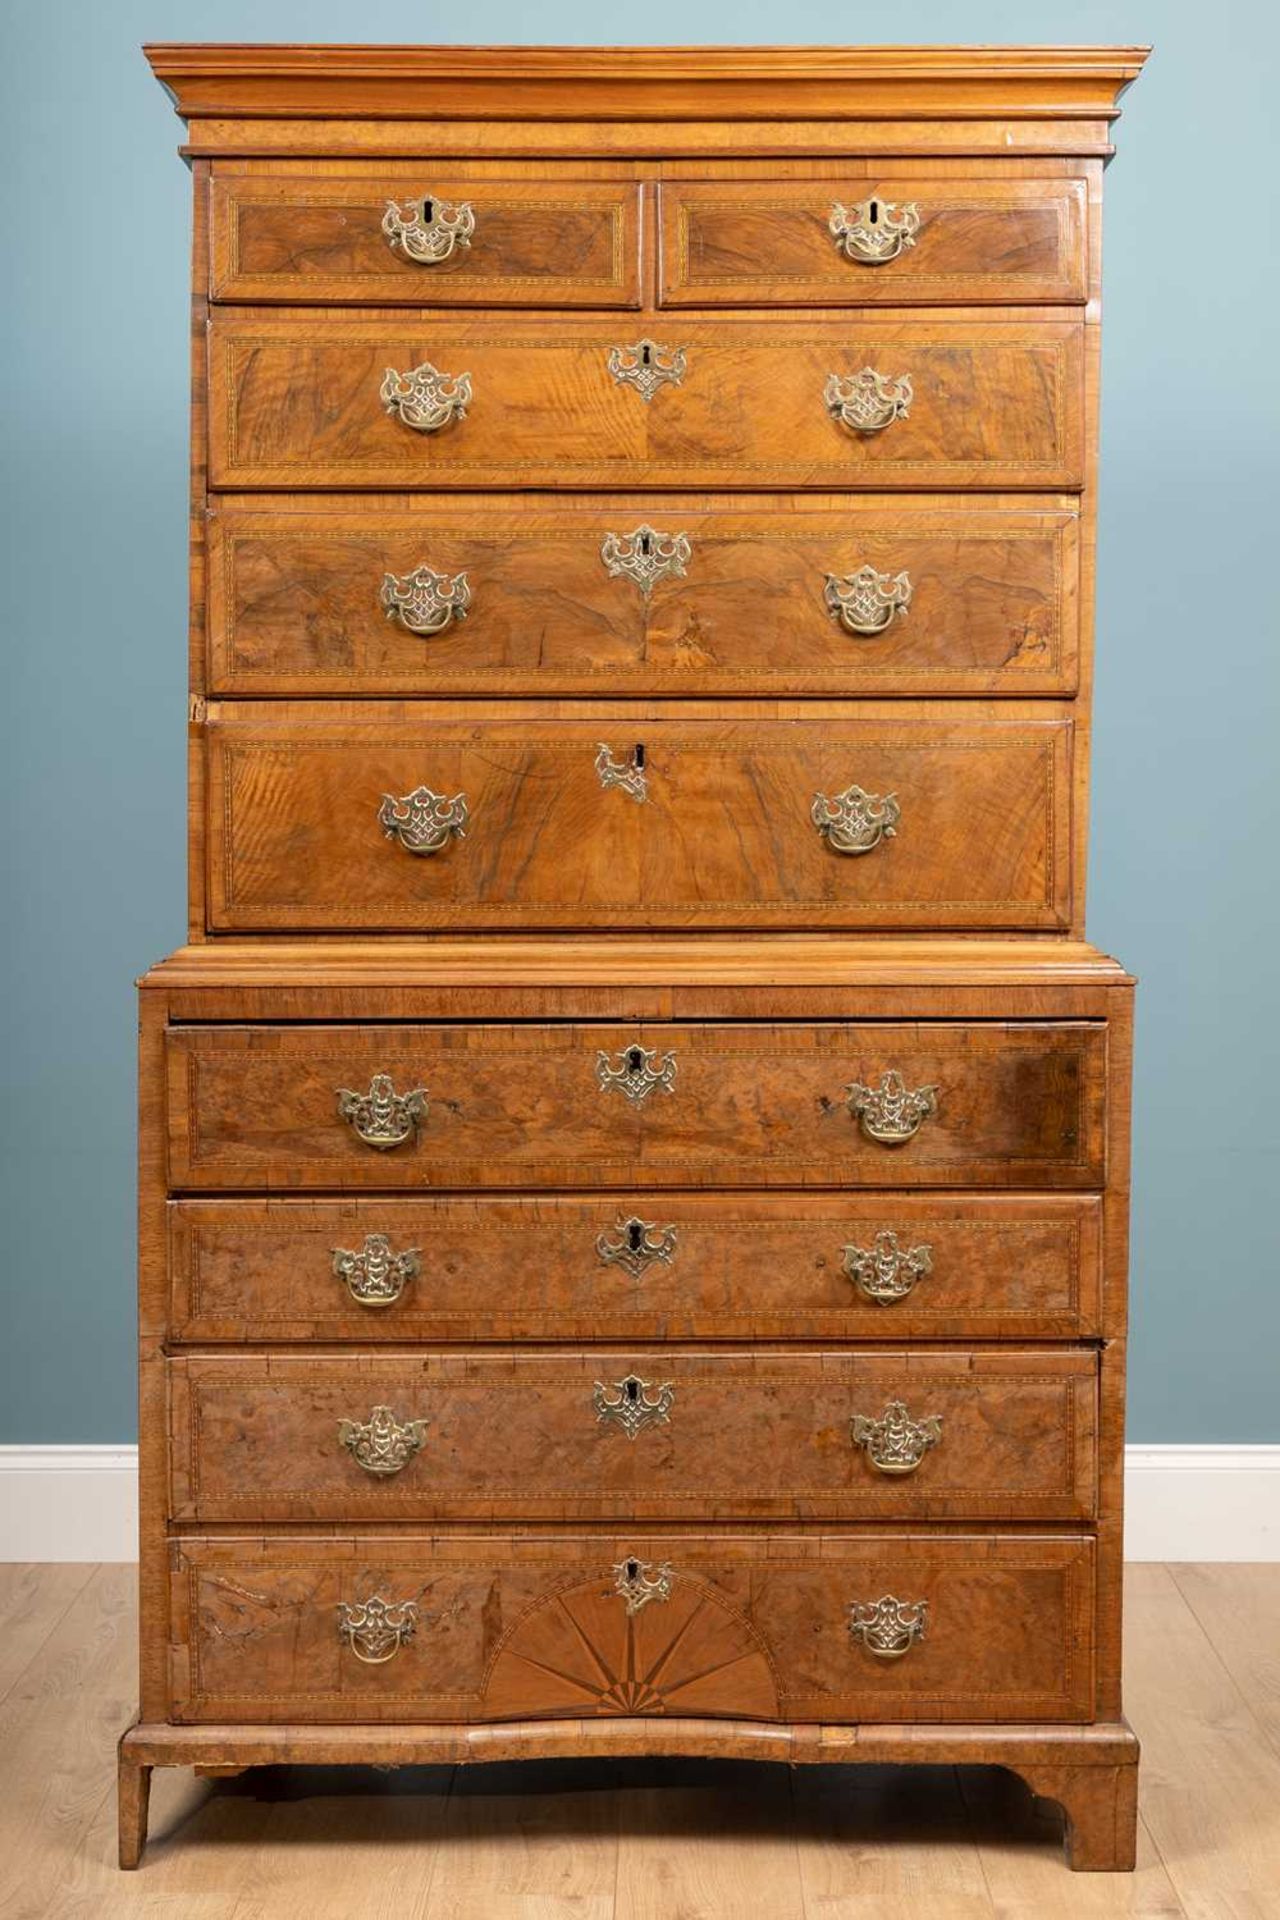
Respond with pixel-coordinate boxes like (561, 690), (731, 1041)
(168, 1348), (1098, 1524)
(208, 497), (1081, 698)
(170, 1531), (1097, 1725)
(167, 1193), (1104, 1343)
(659, 178), (1088, 306)
(210, 172), (642, 306)
(165, 1021), (1107, 1192)
(209, 315), (1084, 492)
(204, 708), (1073, 933)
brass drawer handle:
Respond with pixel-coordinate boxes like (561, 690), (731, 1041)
(332, 1233), (422, 1307)
(812, 784), (900, 855)
(379, 785), (469, 855)
(601, 524), (692, 597)
(597, 1043), (677, 1103)
(607, 338), (687, 402)
(613, 1555), (674, 1615)
(381, 564), (471, 636)
(338, 1404), (428, 1478)
(843, 1230), (933, 1305)
(846, 1070), (939, 1145)
(825, 366), (913, 434)
(850, 1399), (943, 1475)
(829, 196), (921, 265)
(381, 360), (472, 433)
(824, 566), (913, 637)
(336, 1073), (428, 1150)
(337, 1596), (418, 1665)
(382, 193), (475, 265)
(597, 1214), (679, 1279)
(594, 1371), (674, 1439)
(596, 742), (647, 803)
(849, 1594), (929, 1660)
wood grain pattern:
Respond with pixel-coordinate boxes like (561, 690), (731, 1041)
(207, 495), (1081, 698)
(208, 314), (1085, 493)
(164, 1018), (1108, 1193)
(202, 705), (1074, 933)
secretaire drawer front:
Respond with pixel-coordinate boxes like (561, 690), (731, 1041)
(204, 709), (1073, 933)
(208, 499), (1081, 699)
(168, 1348), (1098, 1524)
(170, 1531), (1097, 1726)
(168, 1193), (1104, 1343)
(210, 171), (642, 306)
(208, 315), (1084, 492)
(659, 178), (1087, 306)
(165, 1022), (1107, 1192)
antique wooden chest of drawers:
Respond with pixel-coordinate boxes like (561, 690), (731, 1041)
(124, 44), (1148, 1872)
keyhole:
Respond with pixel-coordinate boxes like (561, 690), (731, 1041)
(640, 343), (653, 366)
(627, 1048), (644, 1073)
(625, 1378), (640, 1403)
(634, 744), (646, 769)
(639, 530), (652, 556)
(626, 1559), (640, 1581)
(627, 1220), (644, 1252)
(421, 198), (435, 224)
(868, 199), (881, 225)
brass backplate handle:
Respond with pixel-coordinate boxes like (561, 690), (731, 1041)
(594, 1372), (675, 1439)
(381, 565), (471, 636)
(850, 1398), (943, 1475)
(601, 524), (692, 596)
(596, 1215), (679, 1279)
(846, 1070), (939, 1145)
(812, 784), (900, 855)
(842, 1230), (933, 1305)
(829, 196), (921, 264)
(331, 1233), (422, 1307)
(337, 1596), (418, 1665)
(337, 1404), (429, 1477)
(379, 785), (469, 855)
(596, 1043), (677, 1103)
(607, 339), (687, 402)
(336, 1073), (428, 1150)
(380, 360), (472, 433)
(824, 566), (913, 636)
(382, 194), (476, 265)
(825, 366), (913, 434)
(849, 1594), (929, 1660)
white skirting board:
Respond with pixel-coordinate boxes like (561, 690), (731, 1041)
(0, 1445), (1278, 1562)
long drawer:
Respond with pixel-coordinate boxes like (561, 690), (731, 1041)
(208, 314), (1084, 491)
(165, 1021), (1108, 1192)
(168, 1348), (1098, 1524)
(167, 1192), (1104, 1343)
(203, 706), (1074, 933)
(207, 496), (1081, 698)
(169, 1531), (1097, 1725)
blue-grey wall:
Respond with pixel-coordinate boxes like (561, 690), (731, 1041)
(2, 0), (1277, 1443)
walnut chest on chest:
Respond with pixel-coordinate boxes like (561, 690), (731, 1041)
(123, 42), (1148, 1872)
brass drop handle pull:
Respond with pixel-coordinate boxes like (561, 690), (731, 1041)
(612, 1555), (675, 1615)
(596, 1214), (679, 1278)
(336, 1073), (428, 1150)
(607, 338), (687, 402)
(337, 1596), (418, 1665)
(849, 1595), (929, 1660)
(842, 1230), (933, 1304)
(812, 784), (900, 855)
(824, 566), (913, 636)
(829, 196), (921, 264)
(846, 1071), (939, 1145)
(596, 1043), (677, 1103)
(337, 1404), (428, 1478)
(379, 785), (469, 855)
(382, 193), (475, 265)
(825, 366), (913, 434)
(381, 565), (471, 636)
(850, 1399), (943, 1475)
(381, 360), (472, 433)
(593, 1372), (675, 1439)
(331, 1234), (422, 1307)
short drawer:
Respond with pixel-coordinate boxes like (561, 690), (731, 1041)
(210, 169), (642, 306)
(165, 1020), (1107, 1192)
(203, 706), (1074, 933)
(208, 497), (1081, 698)
(170, 1530), (1097, 1725)
(167, 1192), (1104, 1343)
(659, 177), (1087, 306)
(168, 1348), (1098, 1524)
(208, 314), (1084, 492)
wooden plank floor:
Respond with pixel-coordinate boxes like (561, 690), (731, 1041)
(0, 1563), (1277, 1918)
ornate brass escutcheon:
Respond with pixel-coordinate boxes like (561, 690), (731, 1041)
(596, 1215), (679, 1280)
(378, 785), (469, 855)
(824, 366), (913, 434)
(600, 524), (692, 596)
(380, 564), (471, 636)
(606, 338), (687, 402)
(337, 1404), (429, 1477)
(381, 193), (476, 265)
(336, 1073), (428, 1150)
(811, 784), (901, 855)
(823, 565), (913, 636)
(380, 360), (472, 433)
(595, 742), (648, 803)
(842, 1229), (933, 1305)
(850, 1398), (943, 1475)
(594, 1372), (675, 1439)
(337, 1595), (418, 1665)
(829, 196), (921, 264)
(846, 1070), (939, 1145)
(848, 1594), (929, 1660)
(612, 1555), (675, 1615)
(331, 1233), (422, 1307)
(596, 1043), (677, 1103)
